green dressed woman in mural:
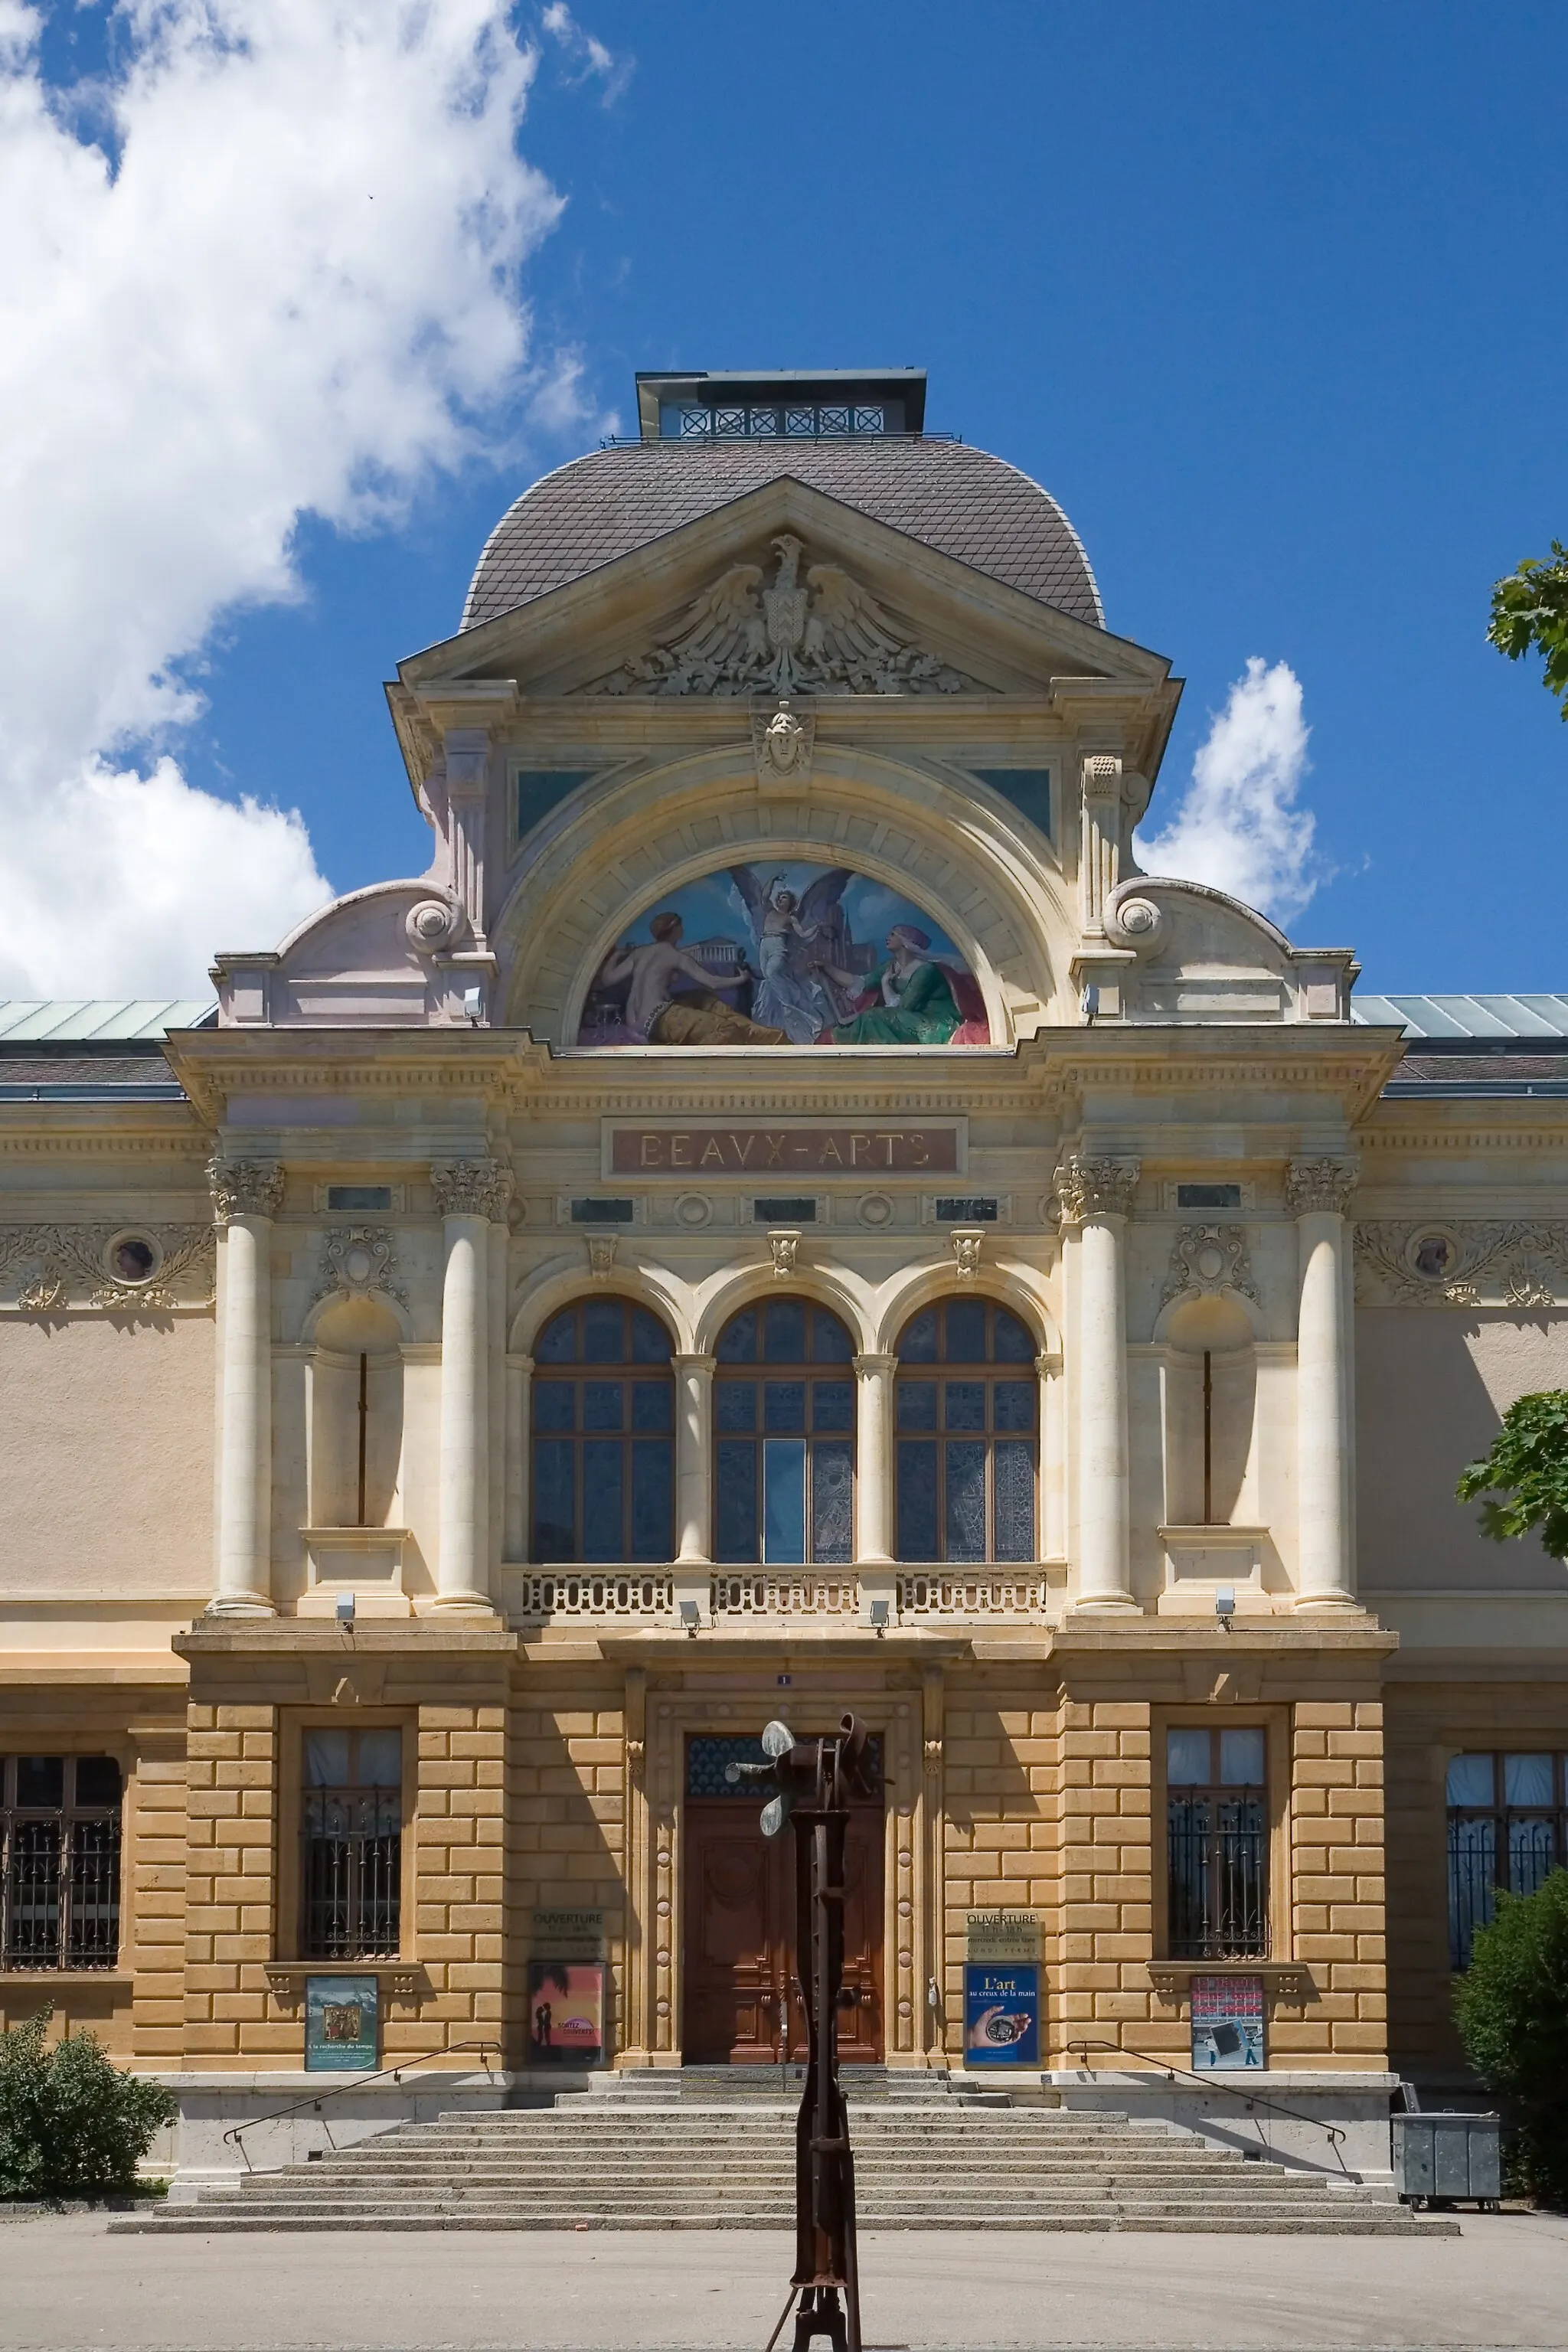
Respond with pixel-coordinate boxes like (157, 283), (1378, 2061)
(815, 924), (963, 1046)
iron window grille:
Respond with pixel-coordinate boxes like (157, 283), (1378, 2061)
(1166, 1726), (1268, 1960)
(665, 401), (895, 441)
(893, 1298), (1038, 1564)
(1446, 1751), (1568, 1970)
(714, 1299), (854, 1566)
(301, 1728), (403, 1962)
(0, 1755), (122, 1971)
(531, 1297), (675, 1565)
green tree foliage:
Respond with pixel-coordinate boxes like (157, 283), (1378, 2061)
(1454, 1871), (1568, 2203)
(1488, 543), (1568, 720)
(1456, 1390), (1568, 1560)
(0, 2007), (176, 2199)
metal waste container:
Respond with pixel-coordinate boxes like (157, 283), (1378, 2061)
(1391, 2111), (1501, 2208)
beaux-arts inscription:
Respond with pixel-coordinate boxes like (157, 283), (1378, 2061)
(609, 1125), (960, 1174)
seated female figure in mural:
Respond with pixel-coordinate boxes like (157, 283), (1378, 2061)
(814, 923), (965, 1046)
(596, 913), (787, 1046)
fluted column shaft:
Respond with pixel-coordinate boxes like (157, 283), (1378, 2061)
(1056, 1154), (1139, 1609)
(209, 1159), (284, 1616)
(1289, 1158), (1358, 1609)
(433, 1160), (511, 1609)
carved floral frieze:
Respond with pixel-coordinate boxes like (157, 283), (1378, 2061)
(1355, 1220), (1568, 1308)
(0, 1224), (216, 1312)
(1161, 1224), (1258, 1307)
(580, 534), (982, 698)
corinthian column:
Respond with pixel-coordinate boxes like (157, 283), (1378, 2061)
(1288, 1156), (1359, 1610)
(208, 1157), (284, 1616)
(1055, 1152), (1140, 1609)
(432, 1158), (512, 1610)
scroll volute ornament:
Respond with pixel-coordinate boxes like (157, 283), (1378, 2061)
(1285, 1157), (1359, 1217)
(1050, 1152), (1141, 1225)
(430, 1159), (514, 1220)
(207, 1157), (285, 1223)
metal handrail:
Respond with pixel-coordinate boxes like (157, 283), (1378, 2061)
(222, 2039), (501, 2171)
(1063, 2037), (1351, 2174)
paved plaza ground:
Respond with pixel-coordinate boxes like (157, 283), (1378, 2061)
(2, 2213), (1568, 2350)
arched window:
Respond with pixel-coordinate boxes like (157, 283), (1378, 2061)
(895, 1298), (1037, 1563)
(531, 1298), (675, 1564)
(714, 1298), (854, 1565)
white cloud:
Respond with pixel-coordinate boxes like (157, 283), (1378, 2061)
(0, 0), (580, 998)
(1135, 656), (1321, 926)
(541, 2), (630, 100)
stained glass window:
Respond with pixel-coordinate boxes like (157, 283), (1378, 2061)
(714, 1300), (854, 1565)
(531, 1298), (675, 1564)
(893, 1300), (1037, 1563)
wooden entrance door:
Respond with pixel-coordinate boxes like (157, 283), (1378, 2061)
(682, 1760), (884, 2065)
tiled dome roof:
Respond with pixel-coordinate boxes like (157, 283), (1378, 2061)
(462, 437), (1103, 633)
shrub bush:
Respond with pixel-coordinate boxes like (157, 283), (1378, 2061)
(0, 2007), (177, 2199)
(1453, 1867), (1568, 2205)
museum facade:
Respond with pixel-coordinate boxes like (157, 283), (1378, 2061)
(2, 366), (1566, 2171)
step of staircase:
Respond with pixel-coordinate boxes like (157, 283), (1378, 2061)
(113, 2099), (1451, 2236)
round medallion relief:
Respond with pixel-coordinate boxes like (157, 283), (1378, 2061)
(1406, 1228), (1462, 1282)
(104, 1231), (161, 1285)
(675, 1193), (711, 1230)
(858, 1192), (894, 1229)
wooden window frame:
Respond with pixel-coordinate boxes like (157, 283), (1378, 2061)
(1152, 1711), (1291, 1965)
(893, 1298), (1040, 1565)
(279, 1713), (416, 1965)
(711, 1300), (857, 1567)
(529, 1295), (676, 1566)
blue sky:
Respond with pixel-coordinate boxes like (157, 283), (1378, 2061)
(9, 1), (1567, 995)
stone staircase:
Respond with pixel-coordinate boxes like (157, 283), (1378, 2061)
(115, 2083), (1448, 2235)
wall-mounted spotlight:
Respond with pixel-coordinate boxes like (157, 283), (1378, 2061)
(335, 1590), (356, 1631)
(679, 1599), (701, 1637)
(1214, 1586), (1236, 1631)
(867, 1597), (890, 1637)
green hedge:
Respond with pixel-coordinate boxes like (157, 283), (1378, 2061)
(0, 2007), (178, 2199)
(1454, 1867), (1568, 2204)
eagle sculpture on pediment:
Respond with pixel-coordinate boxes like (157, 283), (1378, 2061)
(583, 534), (982, 697)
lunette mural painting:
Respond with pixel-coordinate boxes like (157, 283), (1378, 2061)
(574, 864), (990, 1048)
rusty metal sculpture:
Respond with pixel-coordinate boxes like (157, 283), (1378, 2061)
(727, 1713), (876, 2352)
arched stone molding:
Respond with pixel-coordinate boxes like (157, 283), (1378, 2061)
(1150, 1284), (1266, 1348)
(506, 1254), (695, 1357)
(491, 742), (1076, 1043)
(689, 1256), (877, 1360)
(871, 1254), (1058, 1359)
(299, 1285), (418, 1350)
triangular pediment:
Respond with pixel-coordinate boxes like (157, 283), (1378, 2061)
(397, 475), (1174, 710)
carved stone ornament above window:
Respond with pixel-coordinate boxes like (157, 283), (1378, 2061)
(430, 1160), (514, 1220)
(1161, 1224), (1259, 1306)
(311, 1227), (407, 1310)
(207, 1157), (285, 1223)
(580, 534), (984, 698)
(751, 697), (815, 786)
(1284, 1156), (1359, 1217)
(0, 1224), (215, 1312)
(1355, 1220), (1568, 1308)
(1050, 1152), (1141, 1226)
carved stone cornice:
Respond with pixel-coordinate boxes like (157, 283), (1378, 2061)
(207, 1157), (285, 1223)
(430, 1159), (514, 1220)
(1051, 1152), (1140, 1225)
(1285, 1156), (1359, 1217)
(1161, 1225), (1258, 1307)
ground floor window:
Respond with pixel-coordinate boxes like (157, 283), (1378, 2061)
(0, 1755), (122, 1970)
(1447, 1750), (1568, 1969)
(1166, 1726), (1267, 1959)
(301, 1728), (402, 1959)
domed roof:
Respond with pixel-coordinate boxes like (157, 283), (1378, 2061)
(462, 437), (1104, 635)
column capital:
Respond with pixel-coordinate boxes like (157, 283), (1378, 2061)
(431, 1157), (514, 1220)
(673, 1351), (717, 1376)
(1052, 1151), (1140, 1225)
(207, 1155), (283, 1223)
(1285, 1155), (1359, 1217)
(853, 1351), (899, 1377)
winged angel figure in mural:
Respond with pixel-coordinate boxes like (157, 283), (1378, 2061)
(586, 536), (979, 697)
(727, 865), (858, 1042)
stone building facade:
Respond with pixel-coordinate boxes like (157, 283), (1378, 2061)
(2, 366), (1564, 2178)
